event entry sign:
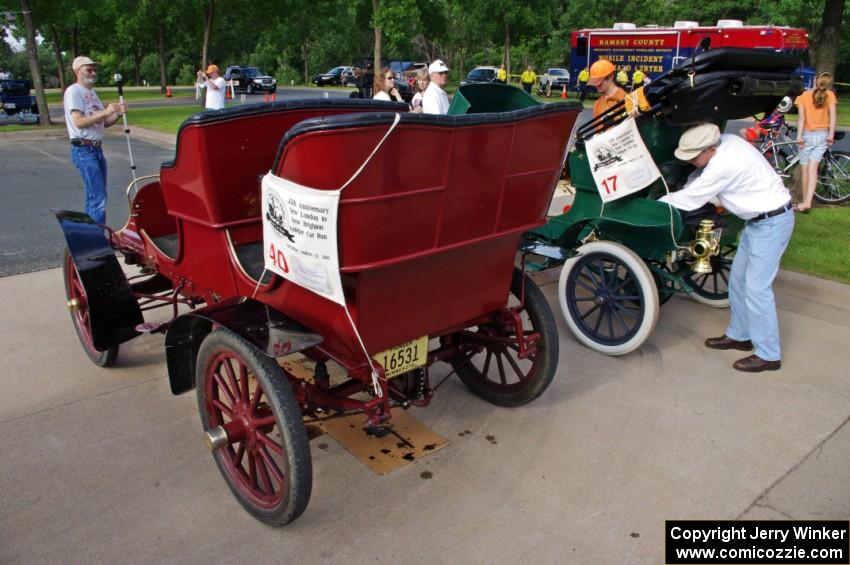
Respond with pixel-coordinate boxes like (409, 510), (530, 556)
(585, 117), (661, 203)
(261, 172), (345, 305)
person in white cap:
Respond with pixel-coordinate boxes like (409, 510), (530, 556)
(422, 59), (450, 115)
(63, 55), (127, 225)
(659, 123), (794, 372)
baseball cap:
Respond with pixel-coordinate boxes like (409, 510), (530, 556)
(428, 59), (449, 74)
(206, 64), (219, 75)
(587, 60), (615, 86)
(675, 123), (721, 161)
(72, 56), (98, 72)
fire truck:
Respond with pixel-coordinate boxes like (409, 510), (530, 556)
(570, 20), (813, 88)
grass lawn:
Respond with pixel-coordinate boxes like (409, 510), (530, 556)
(128, 105), (202, 133)
(44, 87), (196, 105)
(782, 206), (850, 284)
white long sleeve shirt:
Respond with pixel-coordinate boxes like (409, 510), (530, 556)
(659, 134), (790, 220)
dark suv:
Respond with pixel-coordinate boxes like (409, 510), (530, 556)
(223, 66), (277, 95)
(0, 79), (38, 119)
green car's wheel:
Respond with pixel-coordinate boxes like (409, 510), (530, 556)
(558, 241), (659, 356)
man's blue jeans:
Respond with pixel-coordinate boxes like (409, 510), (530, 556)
(725, 208), (795, 361)
(70, 145), (108, 224)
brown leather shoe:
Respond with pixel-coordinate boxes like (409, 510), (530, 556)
(733, 354), (781, 372)
(704, 335), (753, 351)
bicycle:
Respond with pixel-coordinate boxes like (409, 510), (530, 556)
(753, 123), (850, 205)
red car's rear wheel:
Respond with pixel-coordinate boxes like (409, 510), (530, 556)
(196, 330), (312, 526)
(62, 248), (119, 367)
(452, 268), (558, 407)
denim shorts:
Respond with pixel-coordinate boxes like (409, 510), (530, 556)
(798, 130), (828, 164)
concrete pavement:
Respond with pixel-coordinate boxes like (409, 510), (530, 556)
(1, 264), (849, 565)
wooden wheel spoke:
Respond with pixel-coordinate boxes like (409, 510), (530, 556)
(606, 311), (614, 338)
(574, 276), (598, 294)
(258, 445), (285, 485)
(247, 451), (258, 489)
(234, 443), (246, 467)
(611, 308), (631, 334)
(611, 274), (633, 293)
(255, 452), (275, 495)
(495, 352), (507, 385)
(481, 350), (493, 377)
(212, 398), (233, 417)
(257, 430), (284, 455)
(504, 350), (526, 380)
(213, 371), (236, 405)
(612, 302), (639, 319)
(580, 302), (601, 321)
(254, 414), (277, 428)
(222, 358), (241, 402)
(250, 383), (264, 413)
(240, 365), (250, 404)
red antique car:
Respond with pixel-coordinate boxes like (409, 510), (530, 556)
(55, 97), (581, 525)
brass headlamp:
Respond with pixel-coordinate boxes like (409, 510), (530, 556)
(689, 219), (721, 274)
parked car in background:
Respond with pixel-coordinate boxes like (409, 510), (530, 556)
(0, 79), (38, 124)
(313, 66), (354, 86)
(538, 68), (571, 96)
(223, 66), (277, 94)
(460, 66), (499, 86)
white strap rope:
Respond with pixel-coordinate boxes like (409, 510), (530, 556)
(339, 113), (401, 398)
(255, 113), (402, 397)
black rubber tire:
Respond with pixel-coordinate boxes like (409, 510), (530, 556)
(62, 248), (119, 367)
(452, 268), (558, 407)
(246, 84), (255, 95)
(270, 86), (277, 94)
(196, 329), (312, 527)
(815, 151), (850, 205)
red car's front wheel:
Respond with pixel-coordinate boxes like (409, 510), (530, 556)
(63, 248), (119, 367)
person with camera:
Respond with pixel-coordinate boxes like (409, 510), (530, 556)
(63, 56), (127, 225)
(197, 64), (226, 110)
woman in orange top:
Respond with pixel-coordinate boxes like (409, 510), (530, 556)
(795, 72), (838, 212)
(587, 59), (626, 117)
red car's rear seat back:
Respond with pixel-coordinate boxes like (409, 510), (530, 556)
(268, 108), (580, 355)
(157, 99), (406, 228)
(273, 108), (580, 271)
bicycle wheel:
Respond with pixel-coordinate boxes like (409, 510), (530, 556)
(815, 151), (850, 205)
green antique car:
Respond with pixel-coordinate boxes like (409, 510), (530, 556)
(450, 48), (802, 355)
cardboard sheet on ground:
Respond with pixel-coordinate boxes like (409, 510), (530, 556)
(318, 410), (449, 475)
(279, 358), (449, 474)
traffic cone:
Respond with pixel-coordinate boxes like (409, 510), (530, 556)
(226, 88), (232, 100)
(271, 92), (276, 102)
(165, 86), (172, 98)
(263, 93), (268, 103)
(561, 85), (567, 99)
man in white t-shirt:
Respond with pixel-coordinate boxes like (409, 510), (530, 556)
(422, 59), (450, 115)
(197, 64), (226, 110)
(659, 123), (794, 372)
(63, 55), (127, 225)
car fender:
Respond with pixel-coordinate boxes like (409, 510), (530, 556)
(164, 297), (323, 395)
(52, 209), (144, 351)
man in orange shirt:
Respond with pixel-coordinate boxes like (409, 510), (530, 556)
(587, 60), (626, 117)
